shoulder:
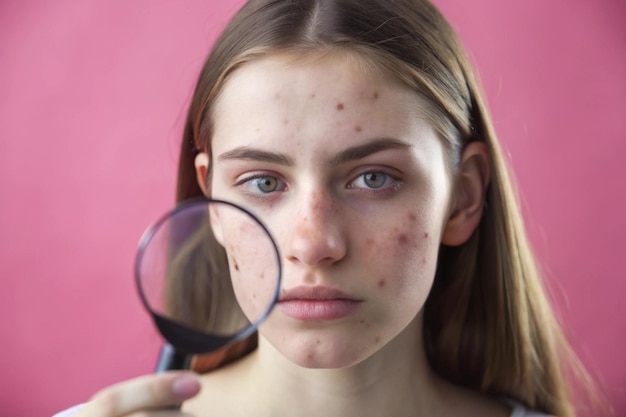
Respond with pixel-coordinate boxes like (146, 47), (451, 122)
(51, 404), (85, 417)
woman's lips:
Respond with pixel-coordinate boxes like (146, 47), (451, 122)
(278, 286), (362, 321)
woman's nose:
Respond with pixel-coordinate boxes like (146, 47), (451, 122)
(283, 190), (347, 268)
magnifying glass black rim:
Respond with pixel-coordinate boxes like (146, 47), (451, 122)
(134, 196), (282, 353)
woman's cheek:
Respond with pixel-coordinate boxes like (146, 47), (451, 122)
(360, 210), (437, 291)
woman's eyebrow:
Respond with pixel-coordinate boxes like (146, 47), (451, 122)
(216, 138), (409, 166)
(217, 147), (294, 166)
(326, 138), (410, 166)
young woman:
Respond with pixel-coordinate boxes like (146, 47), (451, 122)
(57, 0), (594, 416)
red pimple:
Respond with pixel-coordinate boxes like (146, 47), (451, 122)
(424, 232), (429, 238)
(397, 234), (408, 245)
(316, 339), (321, 345)
(336, 103), (344, 110)
(378, 279), (386, 288)
(408, 213), (416, 222)
(373, 92), (379, 99)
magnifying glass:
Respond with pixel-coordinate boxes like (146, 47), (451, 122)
(135, 197), (281, 373)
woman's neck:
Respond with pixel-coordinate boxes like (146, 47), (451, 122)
(186, 314), (510, 417)
(230, 316), (449, 417)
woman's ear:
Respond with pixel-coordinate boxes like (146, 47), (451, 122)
(195, 152), (226, 244)
(194, 152), (210, 196)
(442, 141), (490, 246)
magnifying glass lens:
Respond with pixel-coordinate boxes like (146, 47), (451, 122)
(136, 199), (280, 354)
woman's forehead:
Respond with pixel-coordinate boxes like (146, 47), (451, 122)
(211, 51), (432, 130)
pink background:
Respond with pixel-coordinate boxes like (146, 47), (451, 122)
(1, 0), (624, 415)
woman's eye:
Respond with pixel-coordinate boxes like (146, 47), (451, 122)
(349, 171), (397, 190)
(239, 175), (285, 194)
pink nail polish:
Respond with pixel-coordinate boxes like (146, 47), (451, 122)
(172, 375), (201, 399)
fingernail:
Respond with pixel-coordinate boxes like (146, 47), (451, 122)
(172, 375), (201, 399)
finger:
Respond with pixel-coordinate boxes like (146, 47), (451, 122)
(76, 372), (201, 417)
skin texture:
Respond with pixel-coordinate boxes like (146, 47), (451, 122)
(76, 51), (498, 417)
(185, 51), (501, 417)
(205, 52), (452, 369)
(210, 202), (280, 322)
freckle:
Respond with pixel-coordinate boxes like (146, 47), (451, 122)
(336, 103), (344, 110)
(282, 118), (289, 125)
(375, 336), (381, 343)
(424, 232), (429, 238)
(255, 127), (260, 133)
(316, 339), (321, 345)
(397, 234), (408, 245)
(310, 93), (316, 99)
(234, 262), (239, 271)
(378, 279), (386, 288)
(422, 257), (427, 265)
(260, 273), (264, 280)
(408, 213), (416, 222)
(274, 92), (281, 100)
(252, 292), (256, 299)
(373, 92), (379, 99)
(360, 320), (365, 324)
(354, 125), (362, 132)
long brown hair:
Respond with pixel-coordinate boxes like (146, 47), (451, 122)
(171, 1), (596, 415)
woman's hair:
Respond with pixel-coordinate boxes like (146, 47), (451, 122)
(170, 0), (596, 415)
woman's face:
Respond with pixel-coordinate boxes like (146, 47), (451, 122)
(205, 52), (454, 368)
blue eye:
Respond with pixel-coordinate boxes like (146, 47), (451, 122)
(349, 171), (397, 190)
(255, 176), (278, 192)
(239, 175), (285, 194)
(362, 172), (386, 189)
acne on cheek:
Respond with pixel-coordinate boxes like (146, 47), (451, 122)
(395, 212), (431, 247)
(226, 244), (240, 271)
(392, 227), (417, 249)
(396, 234), (408, 245)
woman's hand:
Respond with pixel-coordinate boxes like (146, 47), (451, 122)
(75, 371), (201, 417)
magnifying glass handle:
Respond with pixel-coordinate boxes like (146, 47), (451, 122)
(155, 344), (192, 410)
(156, 343), (191, 372)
